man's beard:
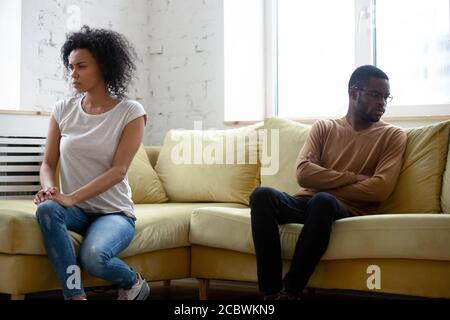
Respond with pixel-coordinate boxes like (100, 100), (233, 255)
(359, 110), (380, 123)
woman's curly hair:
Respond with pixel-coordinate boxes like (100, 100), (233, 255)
(61, 25), (136, 98)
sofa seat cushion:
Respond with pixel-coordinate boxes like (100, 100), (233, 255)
(122, 203), (246, 257)
(0, 200), (246, 256)
(189, 207), (450, 261)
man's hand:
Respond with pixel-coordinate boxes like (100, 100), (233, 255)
(306, 152), (321, 166)
(356, 174), (370, 181)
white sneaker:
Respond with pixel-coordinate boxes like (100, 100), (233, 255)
(117, 273), (150, 300)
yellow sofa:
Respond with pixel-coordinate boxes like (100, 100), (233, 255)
(0, 118), (449, 300)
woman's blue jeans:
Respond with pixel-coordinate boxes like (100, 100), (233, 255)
(36, 200), (136, 300)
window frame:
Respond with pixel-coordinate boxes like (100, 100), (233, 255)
(225, 0), (450, 123)
(275, 0), (450, 120)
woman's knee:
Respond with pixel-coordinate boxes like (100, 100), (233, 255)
(79, 245), (108, 277)
(36, 200), (62, 226)
(79, 246), (101, 277)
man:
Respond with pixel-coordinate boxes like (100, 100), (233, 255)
(250, 65), (407, 300)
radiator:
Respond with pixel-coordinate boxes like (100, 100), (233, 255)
(0, 136), (45, 199)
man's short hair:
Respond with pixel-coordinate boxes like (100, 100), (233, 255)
(348, 65), (389, 90)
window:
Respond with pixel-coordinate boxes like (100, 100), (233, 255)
(277, 0), (355, 119)
(225, 0), (450, 121)
(277, 0), (450, 119)
(376, 0), (450, 115)
(224, 0), (266, 122)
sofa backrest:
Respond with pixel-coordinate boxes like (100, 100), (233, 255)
(441, 135), (450, 213)
(147, 123), (263, 205)
(258, 118), (450, 214)
(144, 146), (161, 168)
(379, 121), (450, 213)
(259, 117), (310, 195)
(143, 118), (450, 213)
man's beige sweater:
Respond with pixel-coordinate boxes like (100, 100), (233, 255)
(294, 117), (407, 215)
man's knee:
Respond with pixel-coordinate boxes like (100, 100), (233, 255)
(309, 192), (340, 216)
(311, 192), (337, 205)
(249, 187), (278, 208)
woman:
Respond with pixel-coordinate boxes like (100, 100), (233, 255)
(35, 25), (149, 300)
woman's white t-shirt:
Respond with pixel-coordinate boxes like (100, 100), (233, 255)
(52, 95), (147, 220)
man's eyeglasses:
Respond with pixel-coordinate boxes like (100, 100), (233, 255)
(354, 87), (393, 103)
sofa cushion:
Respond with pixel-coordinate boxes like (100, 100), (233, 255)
(122, 203), (246, 257)
(144, 146), (162, 167)
(260, 118), (310, 195)
(0, 201), (51, 256)
(441, 135), (450, 214)
(128, 145), (168, 204)
(155, 123), (263, 205)
(380, 121), (450, 213)
(0, 200), (246, 256)
(189, 207), (450, 261)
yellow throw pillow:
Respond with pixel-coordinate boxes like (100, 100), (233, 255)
(144, 146), (161, 167)
(260, 117), (311, 195)
(380, 121), (450, 213)
(441, 136), (450, 214)
(154, 123), (263, 205)
(128, 145), (168, 204)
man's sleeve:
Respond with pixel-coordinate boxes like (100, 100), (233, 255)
(294, 121), (358, 190)
(328, 128), (407, 203)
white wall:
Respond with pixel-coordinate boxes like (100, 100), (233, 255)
(0, 113), (50, 137)
(16, 0), (225, 145)
(0, 0), (22, 110)
(3, 0), (445, 145)
(20, 0), (151, 110)
(145, 0), (225, 144)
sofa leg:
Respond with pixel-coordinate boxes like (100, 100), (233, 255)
(11, 294), (25, 300)
(163, 280), (171, 287)
(306, 288), (316, 297)
(198, 279), (209, 300)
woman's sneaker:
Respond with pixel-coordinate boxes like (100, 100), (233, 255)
(117, 273), (150, 300)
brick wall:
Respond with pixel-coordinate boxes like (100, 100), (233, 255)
(19, 0), (225, 145)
